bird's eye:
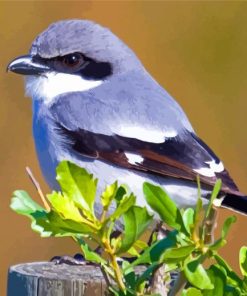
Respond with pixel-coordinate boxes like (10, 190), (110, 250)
(62, 53), (84, 67)
(52, 53), (85, 72)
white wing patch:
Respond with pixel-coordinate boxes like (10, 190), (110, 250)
(118, 126), (177, 143)
(125, 152), (144, 165)
(193, 160), (224, 177)
(205, 160), (224, 173)
(25, 72), (103, 104)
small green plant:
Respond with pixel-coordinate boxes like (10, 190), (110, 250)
(10, 161), (247, 295)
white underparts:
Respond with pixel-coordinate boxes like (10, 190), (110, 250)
(193, 160), (224, 177)
(118, 126), (177, 143)
(25, 72), (103, 104)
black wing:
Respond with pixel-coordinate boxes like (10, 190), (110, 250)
(55, 121), (241, 196)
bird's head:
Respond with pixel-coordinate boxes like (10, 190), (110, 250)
(7, 19), (142, 103)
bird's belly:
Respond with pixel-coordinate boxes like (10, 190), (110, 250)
(50, 154), (210, 214)
(79, 160), (210, 210)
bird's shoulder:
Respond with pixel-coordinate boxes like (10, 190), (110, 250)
(50, 69), (193, 135)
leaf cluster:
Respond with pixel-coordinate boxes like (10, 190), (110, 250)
(10, 161), (247, 296)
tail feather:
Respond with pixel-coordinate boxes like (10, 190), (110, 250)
(222, 194), (247, 215)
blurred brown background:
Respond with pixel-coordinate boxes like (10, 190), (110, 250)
(1, 0), (247, 294)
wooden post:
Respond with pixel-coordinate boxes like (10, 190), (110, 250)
(7, 262), (106, 296)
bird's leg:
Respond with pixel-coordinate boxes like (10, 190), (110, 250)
(50, 230), (123, 265)
(50, 254), (88, 266)
(50, 247), (102, 266)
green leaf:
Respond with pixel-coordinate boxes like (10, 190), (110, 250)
(195, 176), (203, 215)
(125, 273), (136, 291)
(195, 177), (205, 239)
(47, 191), (84, 222)
(224, 286), (241, 296)
(108, 286), (136, 296)
(184, 257), (213, 290)
(122, 261), (136, 291)
(111, 237), (122, 251)
(56, 161), (97, 219)
(126, 230), (178, 268)
(205, 179), (222, 218)
(135, 263), (159, 289)
(76, 237), (107, 265)
(240, 246), (247, 277)
(101, 181), (118, 210)
(210, 216), (236, 250)
(133, 240), (149, 251)
(203, 265), (226, 296)
(30, 211), (96, 237)
(161, 244), (195, 264)
(11, 191), (96, 236)
(183, 208), (195, 235)
(109, 193), (136, 221)
(11, 190), (45, 214)
(117, 206), (153, 254)
(127, 246), (140, 257)
(221, 215), (236, 238)
(114, 185), (128, 204)
(164, 262), (178, 273)
(143, 182), (184, 230)
(182, 288), (203, 296)
(128, 239), (149, 256)
(214, 254), (242, 288)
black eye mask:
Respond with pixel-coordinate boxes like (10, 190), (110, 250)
(34, 53), (113, 80)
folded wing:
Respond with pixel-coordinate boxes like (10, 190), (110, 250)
(54, 120), (241, 196)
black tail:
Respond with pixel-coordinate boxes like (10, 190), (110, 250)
(222, 194), (247, 215)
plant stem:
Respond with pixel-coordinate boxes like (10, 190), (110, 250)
(103, 238), (126, 292)
(204, 206), (218, 244)
(100, 209), (107, 223)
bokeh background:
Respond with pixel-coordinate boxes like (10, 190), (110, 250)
(1, 0), (247, 294)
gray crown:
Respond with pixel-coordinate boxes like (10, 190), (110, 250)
(30, 19), (142, 73)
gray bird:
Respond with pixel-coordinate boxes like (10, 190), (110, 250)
(7, 19), (247, 215)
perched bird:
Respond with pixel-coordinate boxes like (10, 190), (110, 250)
(7, 19), (247, 215)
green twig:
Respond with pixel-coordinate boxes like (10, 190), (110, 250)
(103, 237), (126, 292)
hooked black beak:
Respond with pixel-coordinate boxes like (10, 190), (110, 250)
(7, 55), (50, 75)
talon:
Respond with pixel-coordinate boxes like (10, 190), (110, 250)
(73, 253), (85, 262)
(50, 255), (87, 265)
(50, 255), (62, 265)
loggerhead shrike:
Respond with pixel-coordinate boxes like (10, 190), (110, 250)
(7, 19), (247, 215)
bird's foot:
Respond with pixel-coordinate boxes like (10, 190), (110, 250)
(50, 253), (90, 266)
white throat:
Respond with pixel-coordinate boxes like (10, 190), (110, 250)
(25, 72), (103, 104)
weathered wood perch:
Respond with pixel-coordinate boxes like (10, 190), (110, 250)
(7, 262), (106, 296)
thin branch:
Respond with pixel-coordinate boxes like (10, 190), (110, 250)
(150, 223), (169, 296)
(169, 272), (187, 296)
(25, 166), (50, 211)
